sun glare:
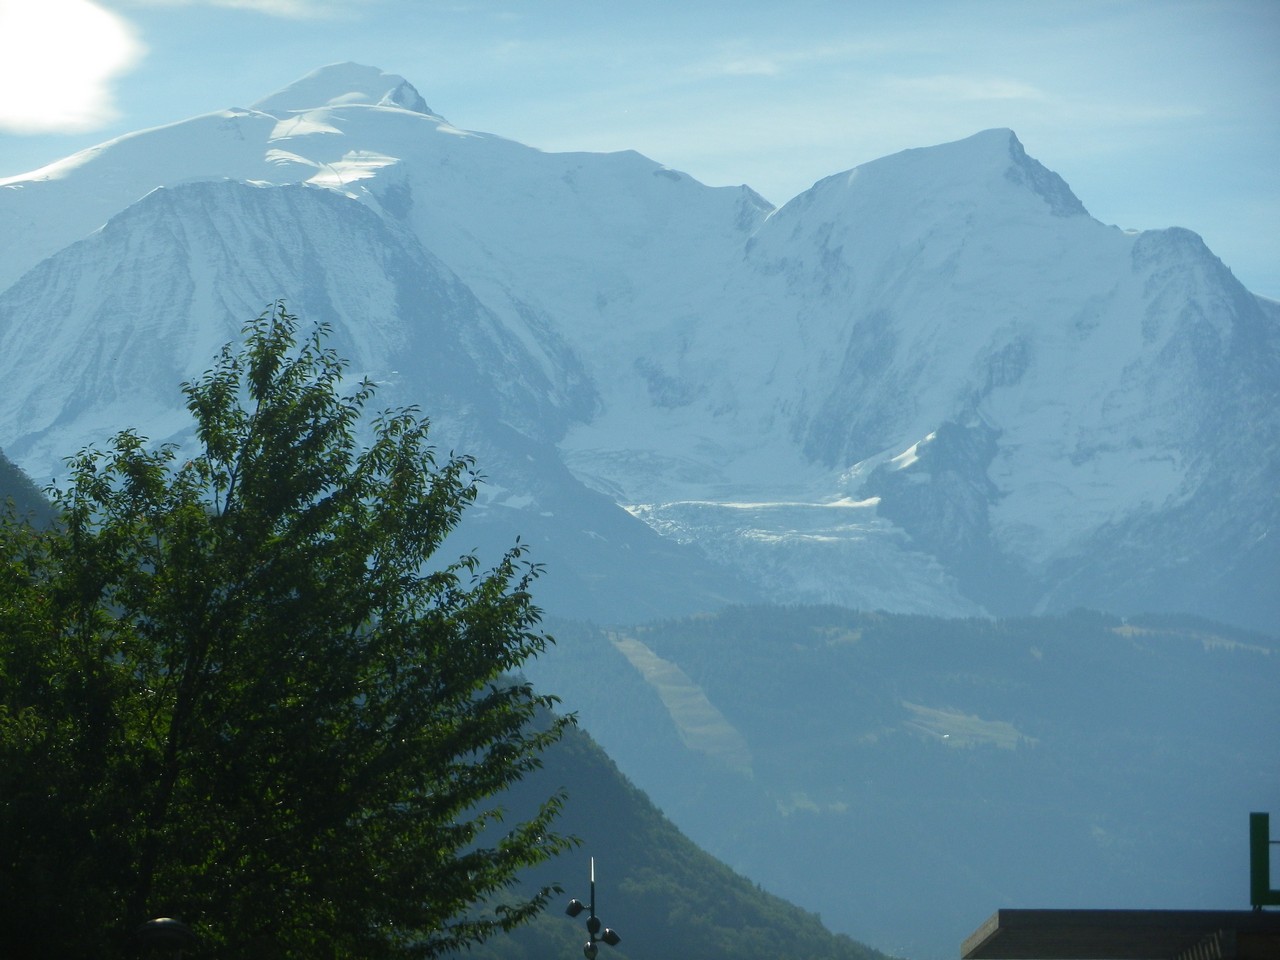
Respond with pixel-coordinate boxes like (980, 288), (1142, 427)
(0, 0), (145, 134)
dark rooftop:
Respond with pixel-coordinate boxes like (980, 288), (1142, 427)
(961, 908), (1280, 960)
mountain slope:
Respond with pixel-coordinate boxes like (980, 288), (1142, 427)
(0, 447), (53, 527)
(463, 721), (893, 960)
(0, 176), (754, 623)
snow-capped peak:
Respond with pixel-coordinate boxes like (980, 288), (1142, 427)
(777, 128), (1087, 228)
(251, 62), (435, 117)
(865, 129), (1083, 215)
(1002, 129), (1087, 217)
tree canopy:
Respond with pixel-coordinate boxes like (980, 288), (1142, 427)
(0, 303), (572, 959)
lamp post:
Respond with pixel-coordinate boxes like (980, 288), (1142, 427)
(565, 857), (621, 960)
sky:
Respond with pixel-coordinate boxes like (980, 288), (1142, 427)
(0, 0), (1277, 299)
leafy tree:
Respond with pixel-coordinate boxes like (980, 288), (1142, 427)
(0, 303), (572, 959)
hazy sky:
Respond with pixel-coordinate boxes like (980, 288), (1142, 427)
(1, 0), (1277, 298)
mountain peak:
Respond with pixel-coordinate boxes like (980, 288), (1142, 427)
(931, 128), (1085, 217)
(869, 129), (1085, 215)
(792, 128), (1087, 222)
(251, 62), (434, 117)
(1001, 130), (1087, 217)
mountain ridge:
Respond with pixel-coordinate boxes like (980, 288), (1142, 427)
(1, 63), (1274, 631)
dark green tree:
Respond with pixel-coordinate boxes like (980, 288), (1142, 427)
(0, 303), (572, 959)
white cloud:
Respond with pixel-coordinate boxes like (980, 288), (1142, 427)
(688, 38), (897, 82)
(0, 0), (145, 133)
(716, 57), (780, 78)
(879, 74), (1048, 102)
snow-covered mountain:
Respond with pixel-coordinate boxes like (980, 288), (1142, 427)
(2, 63), (1275, 630)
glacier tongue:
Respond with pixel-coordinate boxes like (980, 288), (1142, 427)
(627, 497), (984, 616)
(0, 66), (1275, 631)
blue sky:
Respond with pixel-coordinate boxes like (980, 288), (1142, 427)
(2, 0), (1277, 298)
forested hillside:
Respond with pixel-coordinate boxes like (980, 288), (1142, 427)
(0, 448), (52, 526)
(459, 722), (893, 960)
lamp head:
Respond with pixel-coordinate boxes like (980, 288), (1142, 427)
(565, 899), (586, 918)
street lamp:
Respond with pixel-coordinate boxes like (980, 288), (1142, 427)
(565, 857), (621, 959)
